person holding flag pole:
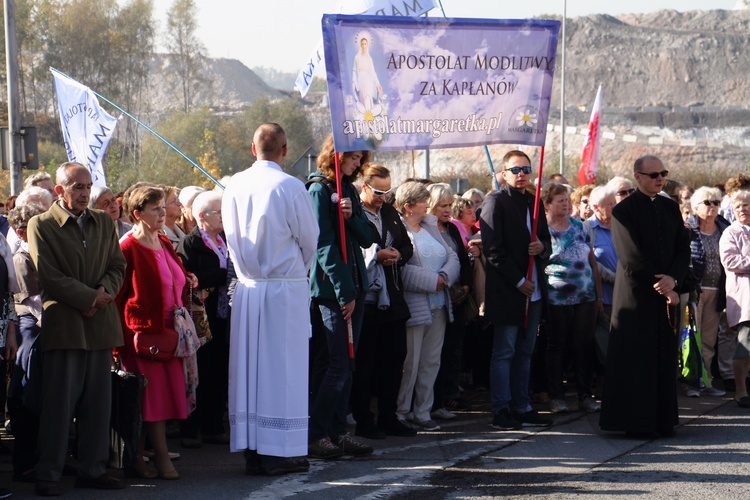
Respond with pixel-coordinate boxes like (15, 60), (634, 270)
(307, 134), (378, 459)
(480, 150), (553, 430)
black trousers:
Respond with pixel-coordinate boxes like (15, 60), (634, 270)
(350, 311), (407, 428)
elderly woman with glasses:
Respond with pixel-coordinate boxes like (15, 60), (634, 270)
(571, 185), (595, 221)
(161, 186), (186, 250)
(177, 190), (231, 448)
(606, 176), (635, 205)
(89, 186), (132, 239)
(685, 186), (730, 397)
(395, 181), (459, 431)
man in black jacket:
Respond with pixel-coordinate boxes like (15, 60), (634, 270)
(480, 150), (552, 430)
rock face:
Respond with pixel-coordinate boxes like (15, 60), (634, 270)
(556, 10), (750, 109)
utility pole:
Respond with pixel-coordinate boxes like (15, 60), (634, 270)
(4, 0), (23, 194)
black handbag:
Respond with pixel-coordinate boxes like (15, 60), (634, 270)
(109, 364), (147, 470)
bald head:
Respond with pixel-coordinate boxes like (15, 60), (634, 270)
(252, 123), (287, 162)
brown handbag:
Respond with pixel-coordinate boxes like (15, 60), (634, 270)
(190, 286), (213, 345)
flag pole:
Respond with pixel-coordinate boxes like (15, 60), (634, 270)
(50, 67), (224, 189)
(484, 145), (500, 191)
(333, 152), (356, 371)
(524, 146), (545, 327)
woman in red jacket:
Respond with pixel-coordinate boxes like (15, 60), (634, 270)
(115, 184), (197, 480)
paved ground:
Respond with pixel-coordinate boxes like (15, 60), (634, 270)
(1, 386), (745, 499)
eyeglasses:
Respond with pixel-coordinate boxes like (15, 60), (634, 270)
(505, 166), (532, 175)
(366, 183), (392, 197)
(617, 188), (635, 197)
(701, 200), (721, 207)
(637, 170), (669, 179)
(206, 210), (222, 216)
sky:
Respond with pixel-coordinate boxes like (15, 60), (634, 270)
(150, 0), (737, 74)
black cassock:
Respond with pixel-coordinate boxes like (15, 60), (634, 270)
(599, 190), (690, 434)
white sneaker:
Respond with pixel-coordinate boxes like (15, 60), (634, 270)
(430, 408), (456, 420)
(702, 386), (726, 397)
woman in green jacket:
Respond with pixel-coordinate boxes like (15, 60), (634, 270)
(307, 134), (378, 459)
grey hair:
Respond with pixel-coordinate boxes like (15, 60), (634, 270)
(462, 188), (485, 201)
(55, 162), (87, 187)
(7, 203), (45, 231)
(192, 190), (223, 227)
(730, 189), (750, 203)
(16, 186), (53, 209)
(24, 171), (52, 189)
(606, 176), (634, 192)
(89, 186), (114, 210)
(589, 185), (616, 207)
(394, 181), (430, 214)
(427, 183), (455, 211)
(178, 185), (207, 208)
(690, 186), (723, 211)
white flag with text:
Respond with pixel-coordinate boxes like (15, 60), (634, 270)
(295, 0), (436, 97)
(51, 68), (118, 186)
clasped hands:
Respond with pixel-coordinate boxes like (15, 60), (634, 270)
(82, 286), (113, 318)
(654, 274), (679, 306)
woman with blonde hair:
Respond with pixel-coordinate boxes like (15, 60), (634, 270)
(394, 181), (459, 431)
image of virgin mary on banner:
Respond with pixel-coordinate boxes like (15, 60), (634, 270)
(323, 15), (560, 152)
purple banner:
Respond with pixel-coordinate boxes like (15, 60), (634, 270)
(323, 15), (560, 152)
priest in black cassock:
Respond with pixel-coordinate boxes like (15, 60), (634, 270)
(599, 155), (690, 437)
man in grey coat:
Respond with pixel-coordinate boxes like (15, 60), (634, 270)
(28, 162), (126, 496)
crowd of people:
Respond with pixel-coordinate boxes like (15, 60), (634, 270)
(0, 124), (748, 496)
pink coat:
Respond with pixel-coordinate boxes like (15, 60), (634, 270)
(719, 221), (750, 328)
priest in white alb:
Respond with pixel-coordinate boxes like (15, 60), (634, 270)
(222, 123), (319, 476)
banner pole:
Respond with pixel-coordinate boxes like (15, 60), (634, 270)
(484, 146), (500, 191)
(524, 146), (545, 327)
(333, 153), (356, 371)
(50, 67), (224, 189)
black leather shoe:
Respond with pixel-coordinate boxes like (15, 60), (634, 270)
(260, 457), (310, 476)
(244, 450), (261, 475)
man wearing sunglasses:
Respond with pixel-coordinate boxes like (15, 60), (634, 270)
(480, 150), (552, 430)
(600, 155), (691, 437)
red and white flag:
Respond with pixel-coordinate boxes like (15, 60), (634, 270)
(578, 84), (603, 186)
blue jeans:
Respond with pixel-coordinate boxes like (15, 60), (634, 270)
(490, 300), (542, 414)
(309, 296), (364, 441)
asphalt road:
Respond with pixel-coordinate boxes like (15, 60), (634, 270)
(1, 387), (744, 499)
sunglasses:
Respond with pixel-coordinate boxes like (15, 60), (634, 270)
(616, 188), (635, 197)
(505, 166), (532, 175)
(637, 170), (669, 179)
(701, 200), (721, 207)
(366, 183), (392, 197)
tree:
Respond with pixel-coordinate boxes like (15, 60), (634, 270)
(164, 0), (208, 112)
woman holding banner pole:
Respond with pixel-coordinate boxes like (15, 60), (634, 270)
(307, 134), (378, 459)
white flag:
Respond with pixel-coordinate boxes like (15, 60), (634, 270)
(295, 0), (436, 97)
(51, 68), (118, 186)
